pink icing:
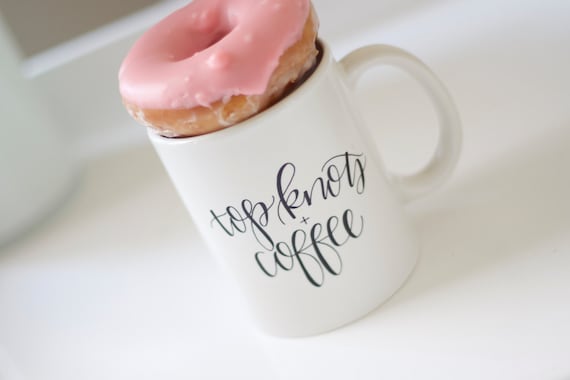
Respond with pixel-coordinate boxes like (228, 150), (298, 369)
(119, 0), (310, 109)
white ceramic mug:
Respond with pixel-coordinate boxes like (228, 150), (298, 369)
(149, 40), (461, 336)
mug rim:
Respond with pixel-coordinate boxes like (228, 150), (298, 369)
(147, 39), (332, 145)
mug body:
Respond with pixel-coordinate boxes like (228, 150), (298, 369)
(149, 41), (418, 336)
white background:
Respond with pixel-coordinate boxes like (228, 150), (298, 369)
(1, 0), (570, 379)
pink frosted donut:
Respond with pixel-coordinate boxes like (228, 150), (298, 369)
(119, 0), (319, 137)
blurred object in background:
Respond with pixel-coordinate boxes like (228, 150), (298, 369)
(0, 0), (160, 57)
(0, 12), (75, 247)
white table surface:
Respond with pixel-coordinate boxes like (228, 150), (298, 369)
(1, 1), (570, 379)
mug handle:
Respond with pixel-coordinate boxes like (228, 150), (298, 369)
(340, 45), (462, 202)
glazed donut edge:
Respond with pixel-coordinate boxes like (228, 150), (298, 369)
(123, 5), (319, 138)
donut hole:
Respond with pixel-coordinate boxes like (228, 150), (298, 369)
(206, 27), (233, 49)
(201, 9), (238, 50)
(173, 7), (235, 61)
(176, 25), (234, 62)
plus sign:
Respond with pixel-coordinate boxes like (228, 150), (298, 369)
(300, 216), (310, 225)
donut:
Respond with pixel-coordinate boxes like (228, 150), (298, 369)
(119, 0), (319, 137)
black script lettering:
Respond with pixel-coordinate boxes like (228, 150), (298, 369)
(276, 163), (302, 223)
(254, 209), (365, 287)
(277, 152), (367, 224)
(210, 151), (368, 287)
(210, 197), (276, 250)
(309, 222), (342, 276)
(210, 207), (246, 235)
(254, 237), (325, 287)
(322, 152), (366, 195)
(342, 209), (364, 238)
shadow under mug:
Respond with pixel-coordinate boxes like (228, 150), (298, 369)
(148, 39), (462, 336)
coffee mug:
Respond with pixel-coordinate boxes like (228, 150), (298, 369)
(149, 40), (461, 336)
